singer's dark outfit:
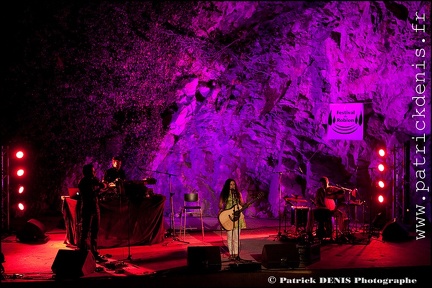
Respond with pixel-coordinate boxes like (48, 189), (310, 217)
(78, 175), (105, 259)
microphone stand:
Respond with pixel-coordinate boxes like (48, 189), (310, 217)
(232, 199), (238, 260)
(270, 170), (296, 241)
(232, 192), (249, 263)
(113, 178), (133, 262)
(139, 168), (189, 246)
(270, 172), (284, 241)
(125, 186), (132, 260)
(140, 169), (188, 245)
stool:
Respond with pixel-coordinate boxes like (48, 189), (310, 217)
(179, 193), (204, 241)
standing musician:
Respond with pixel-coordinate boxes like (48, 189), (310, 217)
(218, 178), (246, 261)
(102, 156), (126, 196)
(77, 163), (107, 263)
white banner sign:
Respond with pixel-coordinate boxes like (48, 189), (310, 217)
(327, 103), (364, 140)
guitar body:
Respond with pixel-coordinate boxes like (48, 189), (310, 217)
(218, 205), (245, 231)
(217, 192), (264, 231)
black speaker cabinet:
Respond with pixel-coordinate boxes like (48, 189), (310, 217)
(51, 249), (96, 278)
(261, 243), (300, 269)
(16, 219), (48, 243)
(187, 246), (221, 272)
(382, 221), (409, 242)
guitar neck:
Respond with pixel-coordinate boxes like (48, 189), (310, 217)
(227, 192), (264, 212)
(239, 196), (261, 211)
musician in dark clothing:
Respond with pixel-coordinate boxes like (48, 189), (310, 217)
(324, 179), (349, 234)
(307, 176), (339, 240)
(77, 163), (107, 263)
(103, 156), (126, 195)
(312, 177), (334, 239)
(316, 176), (349, 236)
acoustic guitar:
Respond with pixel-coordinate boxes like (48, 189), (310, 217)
(311, 196), (336, 211)
(218, 192), (264, 231)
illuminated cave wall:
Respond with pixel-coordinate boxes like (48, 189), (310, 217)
(2, 1), (430, 224)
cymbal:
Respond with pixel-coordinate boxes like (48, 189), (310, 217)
(143, 177), (157, 184)
(284, 197), (307, 202)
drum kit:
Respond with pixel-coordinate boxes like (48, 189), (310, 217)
(99, 178), (157, 202)
(279, 186), (364, 243)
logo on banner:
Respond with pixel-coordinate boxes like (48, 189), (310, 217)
(327, 103), (364, 140)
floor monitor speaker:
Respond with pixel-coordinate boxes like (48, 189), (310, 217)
(16, 219), (48, 243)
(51, 249), (96, 278)
(261, 243), (300, 269)
(187, 246), (221, 272)
(382, 221), (409, 242)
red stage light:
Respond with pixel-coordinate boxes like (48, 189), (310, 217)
(18, 185), (25, 193)
(15, 150), (24, 159)
(378, 181), (385, 188)
(378, 164), (385, 172)
(378, 149), (386, 157)
(18, 203), (25, 211)
(16, 168), (25, 177)
(11, 147), (29, 214)
(377, 195), (384, 203)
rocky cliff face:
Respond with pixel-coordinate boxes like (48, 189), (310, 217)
(2, 1), (430, 222)
(147, 1), (430, 220)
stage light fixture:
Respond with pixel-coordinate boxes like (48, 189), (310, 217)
(12, 148), (28, 214)
(18, 203), (25, 211)
(16, 151), (24, 159)
(16, 168), (25, 177)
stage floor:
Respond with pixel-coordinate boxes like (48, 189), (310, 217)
(1, 215), (430, 287)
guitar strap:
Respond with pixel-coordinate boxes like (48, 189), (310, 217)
(227, 191), (240, 210)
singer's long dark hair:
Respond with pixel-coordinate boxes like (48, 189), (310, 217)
(219, 178), (241, 203)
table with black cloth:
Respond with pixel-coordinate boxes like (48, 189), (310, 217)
(62, 194), (166, 248)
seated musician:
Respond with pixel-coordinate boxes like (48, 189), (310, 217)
(324, 177), (349, 234)
(307, 176), (334, 240)
(102, 156), (126, 196)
